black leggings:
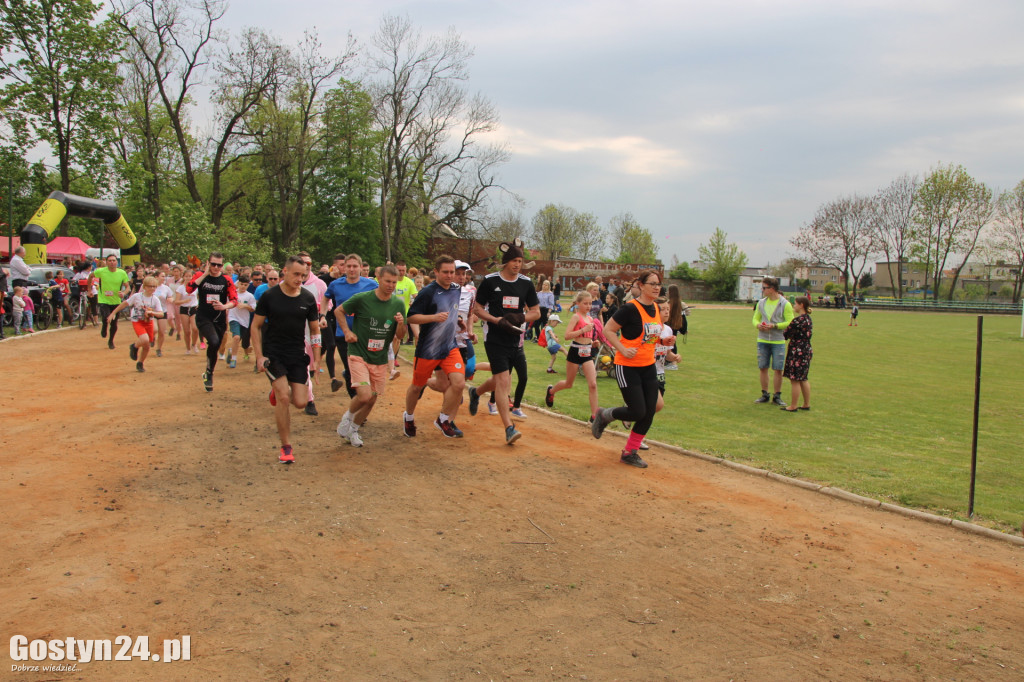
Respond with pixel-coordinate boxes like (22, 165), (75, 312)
(491, 346), (528, 408)
(99, 303), (119, 341)
(196, 314), (227, 373)
(610, 363), (660, 436)
(322, 318), (337, 377)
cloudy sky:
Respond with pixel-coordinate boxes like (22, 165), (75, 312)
(220, 0), (1024, 266)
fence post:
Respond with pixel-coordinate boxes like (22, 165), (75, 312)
(968, 315), (982, 518)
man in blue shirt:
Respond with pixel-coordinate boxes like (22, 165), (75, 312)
(401, 255), (465, 439)
(326, 254), (377, 397)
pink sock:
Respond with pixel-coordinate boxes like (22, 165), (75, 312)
(626, 431), (644, 451)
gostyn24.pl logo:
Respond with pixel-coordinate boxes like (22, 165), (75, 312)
(10, 635), (190, 667)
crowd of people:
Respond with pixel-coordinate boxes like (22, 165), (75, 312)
(6, 243), (823, 470)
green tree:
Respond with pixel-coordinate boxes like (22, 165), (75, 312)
(669, 261), (701, 281)
(698, 227), (748, 301)
(608, 212), (659, 264)
(530, 204), (575, 260)
(0, 0), (122, 202)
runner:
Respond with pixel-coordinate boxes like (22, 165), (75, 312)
(334, 264), (406, 447)
(186, 252), (238, 392)
(227, 273), (256, 369)
(394, 261), (418, 346)
(172, 269), (200, 354)
(324, 254), (378, 398)
(298, 252), (328, 415)
(95, 254), (130, 349)
(105, 276), (166, 372)
(591, 269), (664, 468)
(401, 255), (466, 438)
(252, 256), (320, 463)
(469, 239), (540, 445)
(545, 290), (601, 421)
(153, 272), (175, 357)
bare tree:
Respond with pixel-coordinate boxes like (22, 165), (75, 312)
(482, 206), (526, 243)
(369, 15), (505, 262)
(915, 164), (993, 299)
(608, 212), (659, 264)
(993, 180), (1024, 302)
(208, 27), (289, 228)
(571, 211), (606, 260)
(791, 195), (875, 296)
(871, 174), (920, 299)
(530, 204), (575, 260)
(113, 0), (226, 205)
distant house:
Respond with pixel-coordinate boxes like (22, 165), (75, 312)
(874, 261), (929, 293)
(793, 264), (844, 291)
(737, 268), (790, 301)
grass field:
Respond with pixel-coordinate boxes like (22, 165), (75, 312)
(504, 307), (1024, 531)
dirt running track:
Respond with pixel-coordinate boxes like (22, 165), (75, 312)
(2, 329), (1023, 681)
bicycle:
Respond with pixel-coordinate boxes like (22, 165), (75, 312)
(35, 288), (54, 330)
(75, 288), (96, 330)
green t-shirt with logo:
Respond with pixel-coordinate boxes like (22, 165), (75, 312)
(342, 290), (405, 365)
(94, 268), (130, 305)
(394, 276), (417, 312)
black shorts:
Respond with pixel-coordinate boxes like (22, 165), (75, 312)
(179, 305), (197, 316)
(264, 354), (311, 385)
(566, 345), (595, 365)
(483, 341), (520, 375)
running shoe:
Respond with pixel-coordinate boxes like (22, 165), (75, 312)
(403, 418), (416, 438)
(638, 439), (650, 451)
(591, 408), (610, 439)
(771, 393), (787, 407)
(505, 425), (522, 445)
(202, 371), (213, 392)
(269, 388), (277, 406)
(136, 362), (145, 373)
(620, 449), (648, 468)
(448, 421), (464, 438)
(486, 401), (498, 415)
(510, 408), (527, 419)
(331, 378), (344, 393)
(434, 417), (460, 438)
(545, 385), (554, 407)
(228, 358), (237, 369)
(129, 344), (138, 361)
(546, 368), (557, 374)
(348, 425), (363, 447)
(108, 339), (114, 349)
(304, 401), (318, 416)
(101, 321), (107, 338)
(468, 387), (480, 416)
(336, 413), (353, 439)
(156, 349), (162, 357)
(279, 445), (294, 463)
(390, 367), (401, 381)
(200, 342), (206, 350)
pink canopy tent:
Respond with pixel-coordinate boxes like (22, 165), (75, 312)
(1, 236), (22, 257)
(46, 236), (92, 260)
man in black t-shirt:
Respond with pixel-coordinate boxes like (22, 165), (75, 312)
(470, 239), (539, 445)
(253, 255), (321, 464)
(186, 251), (238, 392)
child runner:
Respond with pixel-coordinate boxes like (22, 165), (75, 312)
(334, 264), (406, 447)
(106, 276), (166, 372)
(849, 301), (859, 326)
(173, 269), (200, 354)
(153, 272), (175, 357)
(643, 298), (681, 450)
(542, 314), (567, 373)
(546, 291), (601, 421)
(227, 274), (256, 368)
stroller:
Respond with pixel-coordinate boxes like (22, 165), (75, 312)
(592, 317), (616, 377)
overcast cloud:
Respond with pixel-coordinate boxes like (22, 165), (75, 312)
(220, 0), (1024, 266)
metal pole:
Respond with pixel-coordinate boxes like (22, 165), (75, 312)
(7, 177), (12, 259)
(968, 315), (983, 518)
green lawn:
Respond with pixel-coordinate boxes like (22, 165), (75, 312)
(501, 308), (1024, 531)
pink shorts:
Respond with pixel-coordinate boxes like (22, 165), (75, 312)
(348, 355), (388, 394)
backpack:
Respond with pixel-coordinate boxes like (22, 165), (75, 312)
(537, 327), (547, 346)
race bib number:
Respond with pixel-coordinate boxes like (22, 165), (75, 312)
(104, 290), (114, 297)
(206, 294), (220, 304)
(643, 322), (660, 344)
(502, 296), (520, 309)
(367, 339), (385, 351)
(577, 345), (592, 357)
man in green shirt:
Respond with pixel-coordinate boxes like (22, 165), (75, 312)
(335, 264), (406, 447)
(752, 276), (794, 405)
(95, 254), (130, 349)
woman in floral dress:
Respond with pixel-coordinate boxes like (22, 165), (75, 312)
(781, 296), (812, 412)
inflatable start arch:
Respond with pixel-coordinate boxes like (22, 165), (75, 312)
(21, 191), (140, 266)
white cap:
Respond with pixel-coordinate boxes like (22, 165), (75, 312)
(548, 314), (561, 324)
(454, 260), (470, 270)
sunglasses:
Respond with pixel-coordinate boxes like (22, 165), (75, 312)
(209, 262), (224, 268)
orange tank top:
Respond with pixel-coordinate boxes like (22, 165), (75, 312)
(615, 299), (660, 367)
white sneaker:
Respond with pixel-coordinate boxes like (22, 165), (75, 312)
(665, 363), (678, 371)
(218, 353), (226, 361)
(638, 439), (650, 450)
(348, 425), (363, 447)
(487, 402), (498, 415)
(336, 413), (353, 439)
(510, 408), (527, 419)
(390, 368), (400, 380)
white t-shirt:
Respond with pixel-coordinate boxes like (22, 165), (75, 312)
(125, 292), (164, 322)
(228, 290), (256, 327)
(655, 324), (676, 376)
(175, 283), (198, 308)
